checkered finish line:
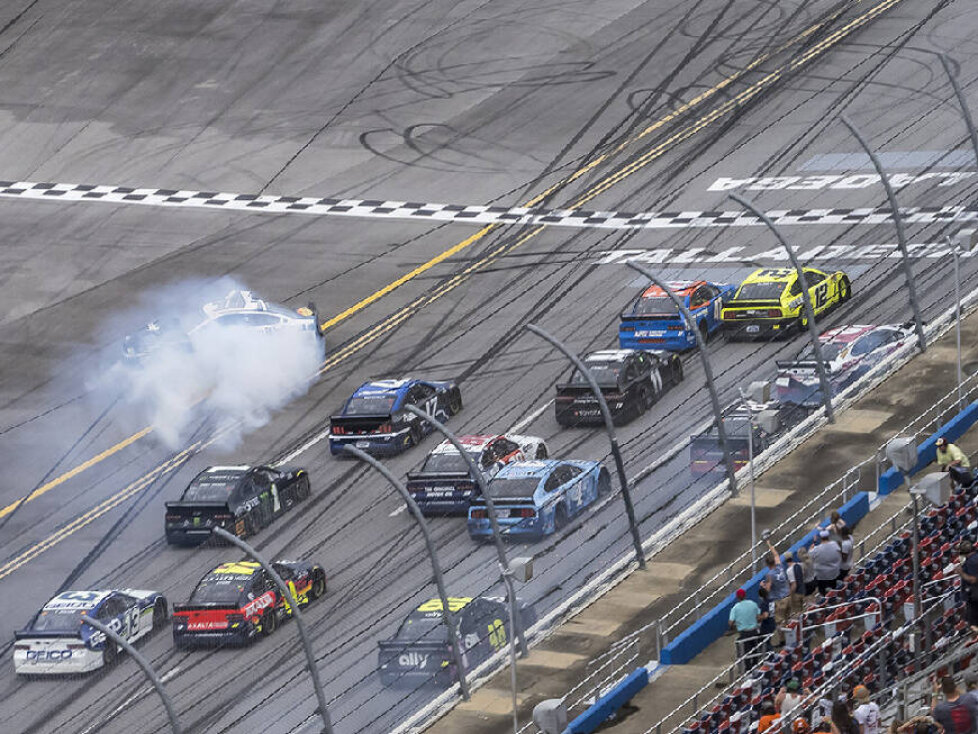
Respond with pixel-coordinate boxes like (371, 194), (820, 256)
(1, 178), (977, 229)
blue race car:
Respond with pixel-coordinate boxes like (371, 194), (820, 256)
(467, 460), (610, 541)
(14, 589), (168, 675)
(329, 378), (462, 456)
(619, 280), (735, 351)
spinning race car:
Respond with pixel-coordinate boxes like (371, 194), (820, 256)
(720, 267), (851, 339)
(378, 596), (537, 687)
(328, 378), (462, 456)
(406, 434), (549, 515)
(14, 589), (168, 675)
(555, 349), (683, 426)
(467, 459), (610, 540)
(172, 560), (326, 647)
(618, 280), (735, 350)
(164, 465), (311, 546)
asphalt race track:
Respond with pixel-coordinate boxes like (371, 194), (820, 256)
(2, 0), (978, 732)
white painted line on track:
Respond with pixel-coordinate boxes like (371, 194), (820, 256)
(2, 178), (977, 230)
(389, 504), (408, 518)
(275, 428), (331, 467)
(507, 399), (554, 433)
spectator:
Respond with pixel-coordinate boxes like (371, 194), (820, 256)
(810, 529), (843, 595)
(838, 527), (855, 582)
(798, 546), (817, 596)
(898, 716), (943, 734)
(931, 675), (978, 734)
(963, 672), (978, 708)
(777, 679), (806, 714)
(785, 553), (806, 614)
(729, 588), (762, 661)
(758, 586), (777, 646)
(830, 699), (861, 734)
(853, 685), (881, 734)
(937, 438), (971, 488)
(955, 541), (978, 635)
(758, 700), (781, 734)
(829, 511), (848, 543)
(794, 719), (812, 734)
(761, 539), (792, 643)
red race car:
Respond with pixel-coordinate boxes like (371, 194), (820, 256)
(172, 560), (326, 647)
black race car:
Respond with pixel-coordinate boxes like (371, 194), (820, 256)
(164, 465), (311, 546)
(378, 596), (537, 687)
(329, 378), (462, 456)
(555, 349), (683, 426)
(172, 560), (326, 647)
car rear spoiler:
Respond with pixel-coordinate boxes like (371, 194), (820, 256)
(329, 413), (393, 428)
(172, 604), (240, 613)
(619, 312), (676, 321)
(377, 639), (449, 657)
(405, 470), (472, 482)
(14, 629), (82, 640)
(469, 498), (537, 507)
(774, 359), (821, 370)
(555, 383), (619, 394)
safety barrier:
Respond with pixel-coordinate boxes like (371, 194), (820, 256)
(564, 666), (651, 734)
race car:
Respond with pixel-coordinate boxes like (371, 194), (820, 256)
(14, 589), (168, 675)
(775, 323), (915, 407)
(378, 596), (537, 687)
(555, 349), (683, 426)
(328, 378), (462, 456)
(467, 459), (611, 540)
(172, 560), (327, 647)
(720, 267), (851, 339)
(164, 465), (311, 546)
(619, 280), (736, 350)
(689, 403), (782, 476)
(406, 434), (549, 515)
(123, 289), (325, 361)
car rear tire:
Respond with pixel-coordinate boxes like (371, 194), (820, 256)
(409, 423), (423, 448)
(447, 389), (463, 416)
(296, 475), (311, 502)
(669, 357), (684, 386)
(597, 468), (612, 496)
(262, 610), (277, 637)
(309, 569), (327, 601)
(699, 321), (710, 346)
(152, 599), (168, 631)
(554, 505), (568, 531)
(535, 445), (548, 459)
(839, 277), (851, 303)
(637, 385), (652, 414)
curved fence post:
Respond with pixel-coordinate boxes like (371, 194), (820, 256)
(343, 444), (471, 700)
(841, 115), (926, 351)
(403, 403), (528, 658)
(729, 193), (836, 423)
(625, 262), (739, 496)
(80, 614), (183, 734)
(211, 527), (334, 733)
(526, 323), (646, 569)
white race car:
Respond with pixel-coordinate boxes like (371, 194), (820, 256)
(14, 589), (168, 676)
(123, 289), (325, 360)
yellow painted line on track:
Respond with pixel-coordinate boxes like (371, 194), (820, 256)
(3, 0), (901, 540)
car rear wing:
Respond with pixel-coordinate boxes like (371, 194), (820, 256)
(164, 501), (233, 519)
(555, 383), (620, 396)
(405, 470), (472, 483)
(14, 629), (82, 640)
(172, 604), (240, 614)
(377, 639), (451, 672)
(774, 359), (821, 371)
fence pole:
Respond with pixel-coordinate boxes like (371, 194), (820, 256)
(841, 115), (926, 351)
(625, 262), (740, 496)
(80, 614), (183, 734)
(342, 445), (471, 700)
(212, 527), (334, 732)
(403, 404), (528, 657)
(526, 323), (646, 568)
(729, 193), (837, 423)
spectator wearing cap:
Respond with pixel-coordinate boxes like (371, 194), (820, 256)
(758, 700), (781, 734)
(853, 685), (881, 734)
(937, 437), (971, 489)
(761, 538), (793, 644)
(777, 679), (807, 715)
(810, 528), (843, 595)
(729, 588), (762, 659)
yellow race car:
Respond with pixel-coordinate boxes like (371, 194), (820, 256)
(720, 267), (851, 339)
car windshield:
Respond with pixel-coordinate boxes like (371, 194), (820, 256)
(421, 451), (478, 474)
(184, 473), (241, 502)
(488, 476), (540, 499)
(571, 365), (620, 387)
(189, 575), (251, 605)
(631, 296), (679, 317)
(797, 343), (843, 362)
(850, 332), (887, 356)
(397, 613), (446, 642)
(346, 396), (396, 415)
(735, 282), (784, 300)
(31, 608), (85, 633)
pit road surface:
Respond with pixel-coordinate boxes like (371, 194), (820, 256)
(1, 0), (978, 732)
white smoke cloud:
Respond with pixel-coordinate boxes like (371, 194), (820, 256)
(96, 277), (323, 450)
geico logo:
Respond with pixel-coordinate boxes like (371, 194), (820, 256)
(243, 592), (274, 616)
(25, 649), (73, 662)
(398, 653), (429, 668)
(188, 621), (228, 630)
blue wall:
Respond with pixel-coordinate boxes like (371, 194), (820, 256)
(565, 667), (650, 734)
(878, 401), (978, 495)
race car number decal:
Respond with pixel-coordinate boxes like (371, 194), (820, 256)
(813, 282), (828, 310)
